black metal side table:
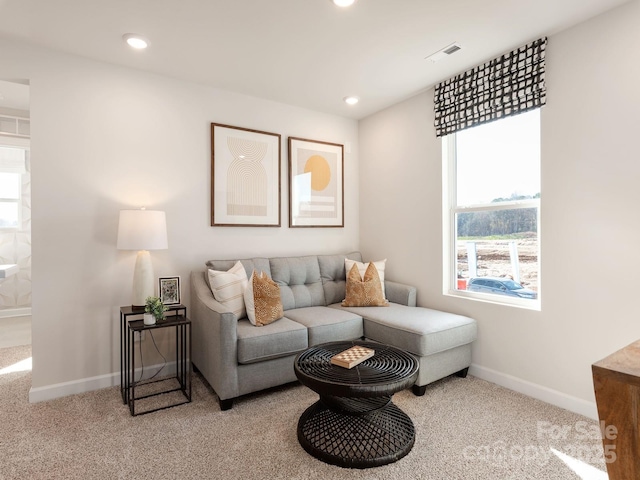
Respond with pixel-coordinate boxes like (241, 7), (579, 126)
(294, 341), (418, 469)
(119, 305), (192, 416)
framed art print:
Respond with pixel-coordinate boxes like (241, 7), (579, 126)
(288, 137), (344, 227)
(211, 123), (281, 227)
(159, 276), (181, 305)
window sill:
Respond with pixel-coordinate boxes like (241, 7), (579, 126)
(444, 289), (541, 311)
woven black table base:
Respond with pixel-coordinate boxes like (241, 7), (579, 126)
(298, 398), (415, 468)
(294, 341), (419, 469)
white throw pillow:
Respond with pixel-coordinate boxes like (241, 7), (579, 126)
(345, 258), (387, 299)
(207, 261), (249, 319)
(244, 271), (257, 325)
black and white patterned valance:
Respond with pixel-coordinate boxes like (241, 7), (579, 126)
(434, 37), (547, 137)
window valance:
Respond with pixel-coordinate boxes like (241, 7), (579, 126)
(434, 37), (547, 137)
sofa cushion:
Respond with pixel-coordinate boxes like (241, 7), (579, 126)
(269, 256), (325, 310)
(245, 271), (284, 326)
(330, 303), (477, 357)
(342, 263), (389, 307)
(317, 252), (362, 305)
(285, 306), (363, 345)
(236, 317), (308, 364)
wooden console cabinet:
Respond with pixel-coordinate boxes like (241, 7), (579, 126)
(592, 340), (640, 479)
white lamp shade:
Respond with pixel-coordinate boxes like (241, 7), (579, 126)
(117, 210), (168, 251)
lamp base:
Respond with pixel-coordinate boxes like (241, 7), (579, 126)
(132, 250), (155, 307)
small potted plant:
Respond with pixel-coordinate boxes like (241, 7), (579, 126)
(144, 296), (167, 325)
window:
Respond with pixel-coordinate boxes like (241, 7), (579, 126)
(444, 109), (540, 307)
(0, 172), (20, 228)
(0, 146), (26, 229)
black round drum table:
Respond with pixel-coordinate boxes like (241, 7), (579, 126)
(294, 341), (419, 469)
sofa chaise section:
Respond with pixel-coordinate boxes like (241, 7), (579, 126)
(331, 303), (477, 394)
(318, 253), (477, 395)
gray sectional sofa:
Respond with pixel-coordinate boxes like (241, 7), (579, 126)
(190, 252), (477, 410)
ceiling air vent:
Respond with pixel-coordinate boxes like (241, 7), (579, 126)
(443, 44), (461, 55)
(425, 42), (462, 63)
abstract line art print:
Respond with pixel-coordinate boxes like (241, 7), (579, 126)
(211, 123), (281, 226)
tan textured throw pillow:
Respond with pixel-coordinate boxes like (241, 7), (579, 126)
(244, 271), (284, 326)
(345, 258), (387, 299)
(342, 263), (389, 307)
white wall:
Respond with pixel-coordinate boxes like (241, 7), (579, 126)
(0, 38), (359, 397)
(359, 0), (640, 417)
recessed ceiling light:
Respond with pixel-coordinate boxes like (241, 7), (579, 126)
(343, 96), (359, 105)
(123, 33), (149, 49)
(333, 0), (356, 7)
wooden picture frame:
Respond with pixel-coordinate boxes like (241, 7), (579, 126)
(159, 276), (181, 305)
(211, 123), (281, 227)
(288, 137), (344, 228)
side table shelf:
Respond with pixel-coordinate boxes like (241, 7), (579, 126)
(120, 305), (192, 416)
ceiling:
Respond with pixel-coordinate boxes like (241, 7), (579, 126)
(0, 0), (631, 119)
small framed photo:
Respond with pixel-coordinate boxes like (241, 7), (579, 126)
(159, 276), (181, 305)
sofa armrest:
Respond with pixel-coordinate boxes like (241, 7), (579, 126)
(385, 280), (417, 307)
(190, 271), (240, 401)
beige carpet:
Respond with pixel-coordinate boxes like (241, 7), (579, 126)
(0, 315), (31, 349)
(0, 345), (608, 479)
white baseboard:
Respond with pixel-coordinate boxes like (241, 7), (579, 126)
(29, 362), (178, 403)
(28, 359), (598, 419)
(469, 364), (598, 420)
(0, 307), (31, 318)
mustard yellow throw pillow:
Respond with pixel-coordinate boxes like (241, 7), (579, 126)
(244, 271), (284, 326)
(342, 263), (389, 307)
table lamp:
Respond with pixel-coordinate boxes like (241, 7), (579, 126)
(117, 208), (168, 307)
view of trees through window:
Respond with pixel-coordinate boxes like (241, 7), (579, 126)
(456, 207), (539, 297)
(450, 110), (540, 302)
(457, 198), (538, 237)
